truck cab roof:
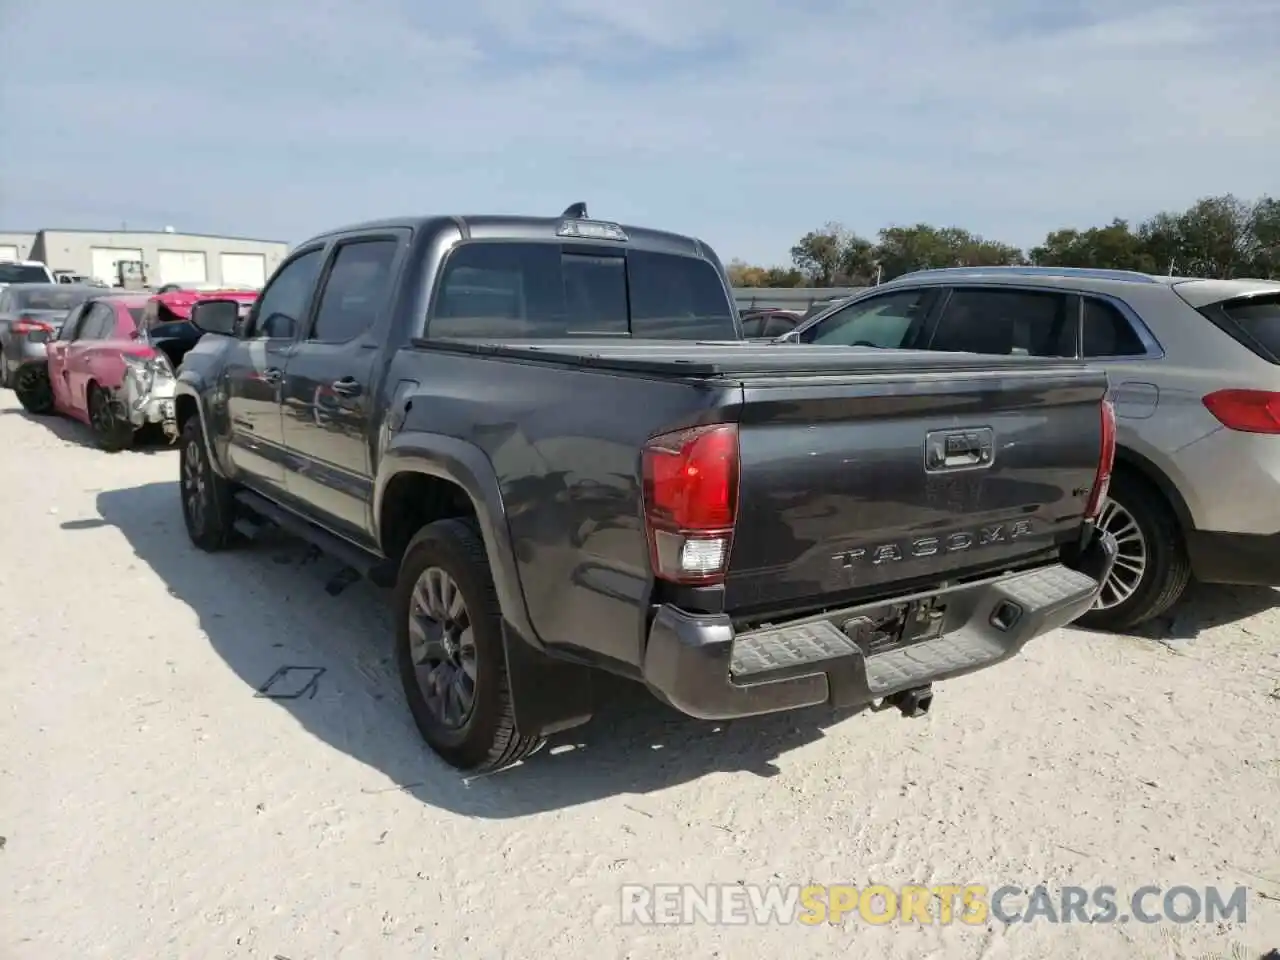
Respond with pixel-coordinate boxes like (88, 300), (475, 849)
(305, 212), (715, 261)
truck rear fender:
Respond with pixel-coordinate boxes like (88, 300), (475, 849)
(375, 431), (595, 740)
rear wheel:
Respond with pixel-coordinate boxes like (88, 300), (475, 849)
(1076, 470), (1190, 632)
(13, 366), (54, 414)
(394, 518), (544, 772)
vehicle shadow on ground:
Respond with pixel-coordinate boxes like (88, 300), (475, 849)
(0, 406), (174, 454)
(1135, 580), (1280, 642)
(76, 480), (866, 818)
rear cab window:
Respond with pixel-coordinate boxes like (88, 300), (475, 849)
(426, 241), (736, 340)
(0, 264), (52, 284)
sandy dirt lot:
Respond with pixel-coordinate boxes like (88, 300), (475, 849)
(1, 389), (1277, 960)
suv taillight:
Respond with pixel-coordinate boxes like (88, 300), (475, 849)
(1202, 389), (1280, 434)
(1084, 398), (1116, 521)
(642, 423), (740, 584)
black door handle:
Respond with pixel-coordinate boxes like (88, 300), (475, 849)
(331, 377), (362, 397)
(262, 367), (283, 385)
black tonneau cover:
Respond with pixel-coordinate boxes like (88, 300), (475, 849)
(413, 337), (1095, 379)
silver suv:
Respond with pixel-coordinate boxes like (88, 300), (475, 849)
(785, 266), (1280, 631)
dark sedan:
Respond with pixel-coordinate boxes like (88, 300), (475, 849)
(0, 284), (101, 387)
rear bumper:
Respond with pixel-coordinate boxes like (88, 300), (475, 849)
(642, 529), (1117, 721)
(1187, 529), (1280, 586)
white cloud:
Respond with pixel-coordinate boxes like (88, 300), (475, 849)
(1, 0), (1276, 262)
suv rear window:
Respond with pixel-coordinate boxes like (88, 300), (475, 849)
(1212, 294), (1280, 363)
(428, 242), (735, 340)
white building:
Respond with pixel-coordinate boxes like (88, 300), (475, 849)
(27, 228), (289, 288)
(0, 232), (38, 262)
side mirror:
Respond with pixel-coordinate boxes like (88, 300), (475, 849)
(775, 329), (800, 343)
(189, 299), (241, 337)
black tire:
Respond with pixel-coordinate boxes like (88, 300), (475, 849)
(13, 366), (55, 414)
(179, 415), (237, 551)
(87, 384), (136, 451)
(1075, 469), (1191, 632)
(394, 518), (543, 772)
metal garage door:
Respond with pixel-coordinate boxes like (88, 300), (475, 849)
(90, 247), (144, 286)
(220, 252), (266, 288)
(157, 250), (208, 285)
(0, 245), (18, 261)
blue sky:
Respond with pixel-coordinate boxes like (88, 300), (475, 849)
(1, 0), (1277, 264)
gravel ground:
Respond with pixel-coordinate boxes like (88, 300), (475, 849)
(1, 389), (1277, 960)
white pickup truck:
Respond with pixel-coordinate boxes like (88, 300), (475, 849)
(0, 259), (56, 291)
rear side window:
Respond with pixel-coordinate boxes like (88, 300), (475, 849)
(310, 239), (399, 343)
(1082, 298), (1147, 357)
(427, 242), (734, 340)
(79, 303), (115, 339)
(1211, 294), (1280, 364)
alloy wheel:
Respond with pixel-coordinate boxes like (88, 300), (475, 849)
(1092, 499), (1148, 610)
(181, 440), (207, 533)
(16, 368), (52, 408)
(89, 390), (113, 435)
(408, 566), (478, 729)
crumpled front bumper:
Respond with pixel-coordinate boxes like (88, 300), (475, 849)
(120, 371), (179, 440)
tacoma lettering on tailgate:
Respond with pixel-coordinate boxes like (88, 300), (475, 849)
(832, 519), (1035, 567)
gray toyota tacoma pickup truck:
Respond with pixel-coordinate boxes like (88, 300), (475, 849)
(175, 205), (1118, 772)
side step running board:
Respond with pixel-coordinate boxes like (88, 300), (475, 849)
(232, 489), (397, 588)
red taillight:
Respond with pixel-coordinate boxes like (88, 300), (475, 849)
(11, 316), (52, 335)
(1084, 398), (1116, 521)
(642, 422), (739, 584)
(1202, 389), (1280, 434)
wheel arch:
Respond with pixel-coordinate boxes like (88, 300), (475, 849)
(1113, 445), (1193, 534)
(375, 431), (538, 646)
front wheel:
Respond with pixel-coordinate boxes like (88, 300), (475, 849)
(13, 366), (55, 414)
(179, 415), (237, 551)
(87, 385), (135, 451)
(1075, 471), (1190, 632)
(394, 518), (544, 772)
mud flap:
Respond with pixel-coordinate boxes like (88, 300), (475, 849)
(501, 621), (595, 739)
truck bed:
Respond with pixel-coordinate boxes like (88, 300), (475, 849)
(413, 336), (1094, 378)
(413, 336), (1109, 622)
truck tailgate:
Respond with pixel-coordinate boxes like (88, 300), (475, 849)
(725, 363), (1108, 615)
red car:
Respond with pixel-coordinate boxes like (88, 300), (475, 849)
(142, 287), (259, 328)
(38, 294), (180, 451)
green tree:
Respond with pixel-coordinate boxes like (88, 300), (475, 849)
(874, 224), (1021, 280)
(1029, 219), (1155, 272)
(726, 259), (804, 287)
(790, 222), (851, 285)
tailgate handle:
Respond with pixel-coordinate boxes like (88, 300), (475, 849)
(925, 428), (995, 472)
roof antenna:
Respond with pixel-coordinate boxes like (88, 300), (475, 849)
(562, 201), (588, 219)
